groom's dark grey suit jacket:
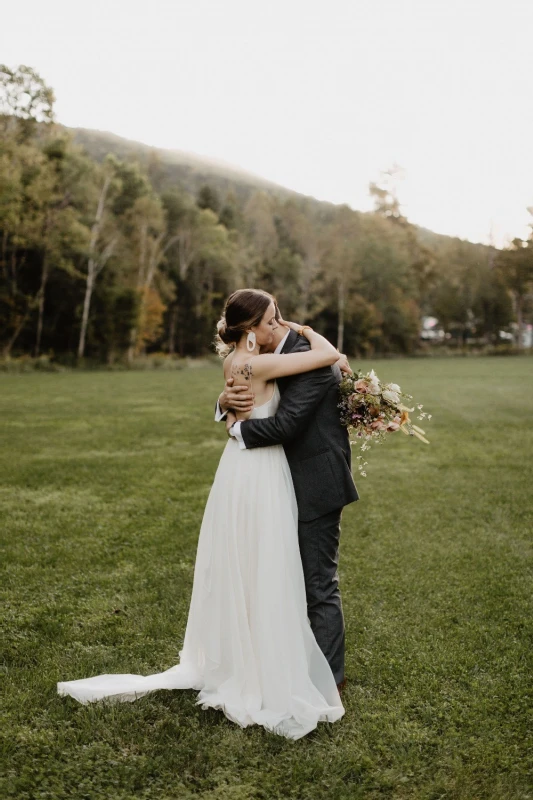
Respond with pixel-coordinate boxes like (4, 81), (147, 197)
(239, 330), (359, 522)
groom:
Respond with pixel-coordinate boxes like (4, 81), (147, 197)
(215, 317), (359, 690)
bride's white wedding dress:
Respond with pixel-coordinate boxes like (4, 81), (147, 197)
(57, 383), (345, 740)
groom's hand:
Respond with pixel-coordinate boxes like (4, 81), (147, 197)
(219, 377), (254, 414)
(225, 411), (237, 437)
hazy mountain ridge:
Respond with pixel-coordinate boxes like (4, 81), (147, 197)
(70, 127), (490, 257)
(70, 126), (297, 205)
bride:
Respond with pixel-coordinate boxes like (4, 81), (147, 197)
(57, 288), (346, 740)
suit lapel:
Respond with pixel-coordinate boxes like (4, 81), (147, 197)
(281, 330), (298, 354)
(276, 331), (298, 394)
(280, 329), (340, 384)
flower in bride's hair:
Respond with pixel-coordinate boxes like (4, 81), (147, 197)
(217, 317), (227, 335)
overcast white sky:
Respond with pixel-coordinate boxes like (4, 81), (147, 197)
(2, 0), (532, 246)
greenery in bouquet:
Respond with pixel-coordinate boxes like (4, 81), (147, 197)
(338, 369), (432, 476)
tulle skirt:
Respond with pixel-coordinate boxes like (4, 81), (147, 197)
(58, 437), (344, 740)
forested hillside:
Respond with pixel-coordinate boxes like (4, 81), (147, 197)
(1, 65), (531, 363)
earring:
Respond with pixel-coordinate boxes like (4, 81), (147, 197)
(246, 331), (256, 352)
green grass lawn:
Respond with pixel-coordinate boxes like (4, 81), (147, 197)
(1, 357), (532, 800)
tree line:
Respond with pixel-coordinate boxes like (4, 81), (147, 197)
(1, 65), (532, 364)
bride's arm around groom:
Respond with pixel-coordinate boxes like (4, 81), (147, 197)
(232, 329), (342, 447)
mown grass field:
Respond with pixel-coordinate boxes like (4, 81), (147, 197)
(1, 357), (532, 800)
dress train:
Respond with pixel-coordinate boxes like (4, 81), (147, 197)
(57, 384), (345, 740)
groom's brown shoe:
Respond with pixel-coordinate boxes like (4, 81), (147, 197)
(337, 678), (347, 693)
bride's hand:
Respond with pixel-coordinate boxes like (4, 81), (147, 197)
(336, 351), (353, 375)
(278, 318), (304, 332)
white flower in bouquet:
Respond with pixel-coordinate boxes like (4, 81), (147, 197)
(382, 389), (400, 404)
(338, 367), (432, 476)
(366, 370), (380, 395)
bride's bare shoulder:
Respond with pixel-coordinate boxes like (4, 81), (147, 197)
(223, 351), (236, 379)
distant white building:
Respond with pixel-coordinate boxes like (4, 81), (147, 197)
(420, 316), (445, 341)
(504, 323), (533, 347)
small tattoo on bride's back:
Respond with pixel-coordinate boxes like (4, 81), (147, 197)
(232, 363), (253, 381)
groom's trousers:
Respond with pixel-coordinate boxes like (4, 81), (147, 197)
(298, 507), (345, 685)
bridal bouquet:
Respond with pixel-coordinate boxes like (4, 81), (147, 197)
(338, 369), (431, 476)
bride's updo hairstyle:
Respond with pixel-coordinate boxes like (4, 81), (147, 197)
(215, 288), (276, 357)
